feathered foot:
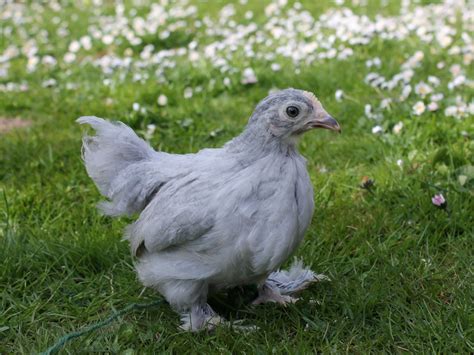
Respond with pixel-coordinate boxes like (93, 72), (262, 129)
(252, 283), (298, 305)
(265, 259), (330, 296)
(179, 304), (258, 332)
(179, 303), (223, 331)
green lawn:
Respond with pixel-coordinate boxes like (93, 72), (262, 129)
(1, 0), (473, 353)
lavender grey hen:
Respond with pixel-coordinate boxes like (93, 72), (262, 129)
(78, 88), (340, 331)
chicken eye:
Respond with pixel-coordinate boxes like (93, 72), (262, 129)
(286, 106), (299, 118)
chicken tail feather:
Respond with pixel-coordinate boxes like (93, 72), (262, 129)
(77, 116), (163, 216)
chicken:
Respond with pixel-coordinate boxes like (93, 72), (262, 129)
(77, 88), (340, 331)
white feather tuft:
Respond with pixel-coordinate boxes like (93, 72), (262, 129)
(266, 258), (329, 295)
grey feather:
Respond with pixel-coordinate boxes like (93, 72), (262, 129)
(77, 116), (166, 216)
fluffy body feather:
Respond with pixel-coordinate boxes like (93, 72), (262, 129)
(78, 88), (340, 330)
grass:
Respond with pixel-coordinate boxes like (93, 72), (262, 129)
(1, 0), (473, 353)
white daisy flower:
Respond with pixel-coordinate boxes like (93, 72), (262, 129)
(157, 94), (168, 106)
(241, 68), (257, 85)
(415, 82), (433, 97)
(428, 102), (439, 111)
(431, 93), (444, 102)
(393, 121), (403, 134)
(413, 101), (426, 116)
(271, 63), (281, 71)
(63, 52), (76, 63)
(183, 87), (193, 99)
(372, 125), (383, 134)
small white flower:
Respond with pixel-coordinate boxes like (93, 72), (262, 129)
(188, 51), (200, 62)
(146, 124), (156, 134)
(380, 98), (392, 109)
(444, 106), (457, 117)
(415, 82), (433, 97)
(335, 89), (344, 101)
(401, 69), (414, 82)
(159, 31), (170, 40)
(413, 101), (426, 116)
(42, 55), (57, 66)
(448, 75), (466, 90)
(271, 63), (281, 71)
(437, 33), (452, 48)
(365, 72), (379, 84)
(241, 67), (257, 85)
(396, 159), (404, 168)
(365, 104), (372, 117)
(80, 36), (92, 50)
(66, 82), (78, 90)
(428, 76), (440, 87)
(183, 87), (193, 99)
(132, 102), (140, 111)
(428, 102), (439, 111)
(68, 41), (80, 53)
(372, 125), (383, 134)
(63, 52), (76, 63)
(443, 102), (467, 119)
(27, 56), (39, 72)
(468, 103), (474, 115)
(180, 118), (194, 128)
(157, 94), (168, 106)
(464, 53), (473, 66)
(102, 34), (114, 45)
(414, 51), (424, 61)
(366, 57), (381, 68)
(393, 121), (403, 134)
(223, 77), (231, 87)
(144, 124), (156, 141)
(42, 78), (57, 88)
(450, 64), (462, 76)
(400, 85), (412, 101)
(431, 93), (444, 102)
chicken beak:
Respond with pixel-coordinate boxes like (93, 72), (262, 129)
(309, 115), (341, 133)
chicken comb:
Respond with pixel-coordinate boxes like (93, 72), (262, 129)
(302, 90), (320, 104)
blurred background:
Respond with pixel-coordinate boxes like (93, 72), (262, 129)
(0, 0), (473, 353)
